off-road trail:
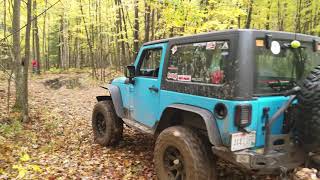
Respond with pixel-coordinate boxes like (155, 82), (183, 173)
(0, 72), (155, 179)
(0, 72), (316, 179)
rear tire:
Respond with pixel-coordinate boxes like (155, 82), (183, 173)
(297, 65), (320, 148)
(154, 126), (217, 180)
(92, 101), (123, 146)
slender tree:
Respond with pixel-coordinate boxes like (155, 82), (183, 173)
(12, 0), (22, 110)
(3, 0), (6, 38)
(79, 0), (96, 77)
(245, 0), (253, 29)
(32, 0), (40, 74)
(42, 0), (48, 70)
(144, 0), (150, 42)
(133, 0), (139, 57)
(22, 0), (32, 122)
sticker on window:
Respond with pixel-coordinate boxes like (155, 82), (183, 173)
(171, 46), (178, 54)
(177, 75), (192, 82)
(167, 72), (178, 80)
(271, 41), (281, 55)
(206, 41), (216, 50)
(221, 51), (229, 56)
(193, 42), (207, 47)
(221, 42), (229, 49)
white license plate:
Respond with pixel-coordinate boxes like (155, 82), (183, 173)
(231, 131), (256, 152)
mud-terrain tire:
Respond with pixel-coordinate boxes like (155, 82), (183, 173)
(92, 100), (123, 146)
(297, 65), (320, 148)
(154, 126), (217, 180)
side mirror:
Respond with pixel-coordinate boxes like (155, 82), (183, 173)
(125, 65), (135, 84)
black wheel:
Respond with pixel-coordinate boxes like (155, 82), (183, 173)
(92, 100), (123, 146)
(297, 65), (320, 149)
(154, 126), (217, 180)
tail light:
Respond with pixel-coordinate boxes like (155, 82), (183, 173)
(235, 104), (252, 128)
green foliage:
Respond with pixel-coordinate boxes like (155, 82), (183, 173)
(0, 119), (23, 138)
(48, 67), (63, 74)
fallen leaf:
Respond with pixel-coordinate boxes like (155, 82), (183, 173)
(20, 153), (30, 162)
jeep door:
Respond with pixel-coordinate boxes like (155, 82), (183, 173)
(130, 43), (167, 127)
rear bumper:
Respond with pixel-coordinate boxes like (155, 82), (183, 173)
(212, 146), (305, 174)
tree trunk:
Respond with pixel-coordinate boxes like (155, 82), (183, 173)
(42, 0), (47, 70)
(265, 0), (271, 30)
(22, 0), (32, 122)
(150, 9), (155, 41)
(98, 0), (103, 80)
(12, 0), (29, 121)
(119, 0), (132, 63)
(79, 0), (96, 77)
(296, 0), (302, 33)
(245, 0), (253, 29)
(144, 0), (150, 42)
(58, 16), (63, 68)
(3, 0), (6, 37)
(47, 12), (50, 69)
(75, 17), (81, 68)
(133, 0), (139, 58)
(32, 0), (40, 74)
(12, 0), (22, 110)
(116, 0), (126, 67)
(62, 14), (69, 69)
(277, 0), (285, 31)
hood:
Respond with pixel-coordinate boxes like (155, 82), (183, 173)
(111, 76), (127, 84)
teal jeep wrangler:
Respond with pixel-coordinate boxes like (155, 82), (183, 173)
(92, 29), (320, 179)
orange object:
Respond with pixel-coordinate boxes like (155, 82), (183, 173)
(256, 40), (264, 47)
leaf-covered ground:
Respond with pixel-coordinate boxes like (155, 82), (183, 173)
(0, 72), (318, 179)
(0, 72), (155, 179)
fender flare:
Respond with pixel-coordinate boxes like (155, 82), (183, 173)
(97, 84), (124, 118)
(162, 104), (222, 146)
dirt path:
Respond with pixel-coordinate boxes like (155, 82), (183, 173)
(0, 73), (155, 179)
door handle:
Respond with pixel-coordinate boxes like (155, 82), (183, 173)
(148, 86), (159, 92)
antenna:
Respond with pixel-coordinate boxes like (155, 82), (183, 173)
(294, 0), (299, 40)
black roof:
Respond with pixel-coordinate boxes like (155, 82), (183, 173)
(143, 29), (320, 46)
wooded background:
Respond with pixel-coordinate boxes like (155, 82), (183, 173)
(1, 0), (320, 121)
(1, 0), (319, 75)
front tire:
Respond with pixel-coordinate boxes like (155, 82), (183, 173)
(154, 126), (217, 180)
(92, 100), (123, 146)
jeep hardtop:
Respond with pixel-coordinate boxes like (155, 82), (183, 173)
(92, 29), (320, 179)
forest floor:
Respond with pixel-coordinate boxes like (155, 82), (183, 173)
(0, 71), (318, 179)
(0, 71), (155, 179)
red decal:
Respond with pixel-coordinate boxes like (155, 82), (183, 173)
(177, 75), (192, 82)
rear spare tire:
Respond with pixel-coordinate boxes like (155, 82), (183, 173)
(297, 65), (320, 149)
(92, 100), (123, 146)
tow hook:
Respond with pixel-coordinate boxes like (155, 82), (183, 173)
(279, 166), (289, 180)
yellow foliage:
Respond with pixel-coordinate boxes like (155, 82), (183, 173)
(12, 164), (28, 178)
(19, 153), (30, 162)
(30, 165), (42, 173)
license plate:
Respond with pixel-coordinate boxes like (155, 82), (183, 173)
(231, 131), (256, 152)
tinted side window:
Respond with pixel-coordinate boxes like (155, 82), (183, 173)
(166, 41), (230, 84)
(138, 48), (162, 77)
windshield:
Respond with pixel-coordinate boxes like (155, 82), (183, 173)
(254, 40), (320, 95)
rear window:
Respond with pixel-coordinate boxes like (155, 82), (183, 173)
(166, 41), (230, 84)
(254, 40), (320, 95)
